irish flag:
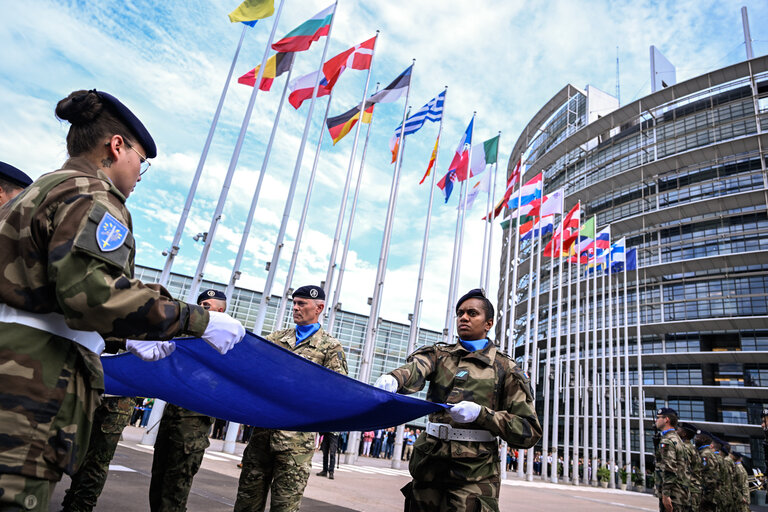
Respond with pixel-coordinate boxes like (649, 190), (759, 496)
(469, 135), (499, 176)
(272, 4), (334, 53)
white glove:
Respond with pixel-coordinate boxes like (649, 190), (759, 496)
(374, 374), (398, 393)
(126, 339), (176, 362)
(202, 311), (246, 355)
(449, 401), (482, 423)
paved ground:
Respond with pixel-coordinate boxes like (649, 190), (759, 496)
(46, 427), (663, 511)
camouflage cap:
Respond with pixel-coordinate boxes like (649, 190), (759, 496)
(197, 289), (227, 305)
(0, 161), (32, 188)
(293, 285), (325, 300)
(94, 90), (157, 158)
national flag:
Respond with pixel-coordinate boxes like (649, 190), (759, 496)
(521, 215), (554, 241)
(326, 103), (374, 145)
(530, 188), (564, 218)
(238, 52), (295, 91)
(389, 90), (446, 162)
(484, 158), (521, 220)
(593, 227), (611, 272)
(228, 0), (274, 23)
(322, 36), (376, 84)
(272, 4), (334, 52)
(468, 135), (499, 176)
(507, 172), (543, 210)
(287, 70), (332, 109)
(460, 171), (492, 211)
(626, 248), (637, 271)
(367, 65), (412, 105)
(448, 118), (474, 181)
(570, 216), (595, 264)
(543, 202), (579, 257)
(609, 237), (626, 273)
(437, 170), (457, 202)
(419, 135), (439, 185)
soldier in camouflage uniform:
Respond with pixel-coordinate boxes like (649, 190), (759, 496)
(731, 452), (750, 512)
(234, 285), (348, 512)
(721, 442), (739, 512)
(0, 162), (32, 207)
(653, 408), (689, 512)
(0, 89), (245, 512)
(694, 430), (721, 512)
(711, 437), (735, 511)
(148, 289), (229, 512)
(375, 289), (542, 512)
(677, 423), (700, 512)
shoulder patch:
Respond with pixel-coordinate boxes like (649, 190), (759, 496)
(96, 211), (129, 252)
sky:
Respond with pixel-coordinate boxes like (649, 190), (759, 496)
(1, 0), (767, 334)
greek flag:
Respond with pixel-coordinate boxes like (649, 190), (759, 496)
(394, 89), (445, 138)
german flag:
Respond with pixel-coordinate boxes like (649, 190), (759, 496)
(326, 103), (374, 145)
(238, 52), (295, 91)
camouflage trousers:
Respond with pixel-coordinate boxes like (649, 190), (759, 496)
(234, 432), (313, 512)
(401, 477), (501, 512)
(148, 410), (212, 512)
(61, 396), (135, 512)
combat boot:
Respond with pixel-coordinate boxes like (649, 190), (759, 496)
(328, 472), (334, 479)
(316, 470), (328, 477)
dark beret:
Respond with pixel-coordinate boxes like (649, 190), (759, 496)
(656, 407), (678, 416)
(679, 422), (697, 435)
(197, 289), (227, 304)
(456, 288), (486, 310)
(96, 90), (157, 158)
(293, 285), (325, 300)
(0, 161), (32, 188)
(695, 429), (712, 437)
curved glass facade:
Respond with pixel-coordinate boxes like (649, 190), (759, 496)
(498, 56), (768, 485)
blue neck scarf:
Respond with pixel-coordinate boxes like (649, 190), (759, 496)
(660, 428), (675, 436)
(295, 323), (321, 345)
(459, 338), (489, 352)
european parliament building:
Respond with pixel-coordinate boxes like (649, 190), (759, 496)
(498, 55), (768, 484)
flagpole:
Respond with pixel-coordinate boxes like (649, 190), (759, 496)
(622, 252), (632, 480)
(600, 256), (607, 478)
(326, 82), (380, 334)
(322, 32), (380, 302)
(221, 62), (295, 455)
(252, 1), (338, 333)
(575, 207), (585, 485)
(350, 63), (415, 464)
(186, 1), (286, 303)
(140, 4), (286, 449)
(635, 255), (646, 486)
(479, 157), (493, 289)
(519, 192), (535, 480)
(443, 182), (463, 341)
(607, 254), (616, 488)
(507, 164), (524, 358)
(527, 211), (544, 483)
(158, 23), (249, 287)
(484, 133), (501, 290)
(551, 195), (566, 483)
(591, 222), (599, 485)
(541, 220), (555, 480)
(274, 90), (335, 325)
(569, 204), (581, 484)
(453, 113), (475, 300)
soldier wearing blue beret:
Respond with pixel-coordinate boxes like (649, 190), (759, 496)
(0, 161), (33, 206)
(0, 89), (245, 511)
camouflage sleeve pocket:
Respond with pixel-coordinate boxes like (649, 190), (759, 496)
(73, 202), (134, 271)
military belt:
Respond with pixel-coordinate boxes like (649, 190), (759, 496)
(426, 422), (496, 442)
(0, 303), (105, 354)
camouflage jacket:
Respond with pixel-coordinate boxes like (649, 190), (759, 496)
(389, 342), (541, 482)
(654, 429), (689, 503)
(251, 327), (348, 452)
(0, 158), (208, 479)
(681, 441), (701, 497)
(720, 453), (738, 509)
(698, 446), (722, 501)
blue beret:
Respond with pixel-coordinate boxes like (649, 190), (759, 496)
(0, 161), (32, 188)
(197, 289), (227, 304)
(95, 90), (157, 158)
(656, 407), (677, 416)
(456, 288), (486, 310)
(292, 285), (325, 300)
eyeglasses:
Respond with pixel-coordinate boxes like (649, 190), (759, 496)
(126, 142), (151, 175)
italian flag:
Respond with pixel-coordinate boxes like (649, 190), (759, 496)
(272, 4), (335, 53)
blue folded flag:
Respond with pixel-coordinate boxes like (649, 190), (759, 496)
(102, 331), (445, 432)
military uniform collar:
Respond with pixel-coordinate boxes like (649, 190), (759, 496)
(62, 157), (127, 203)
(450, 339), (497, 366)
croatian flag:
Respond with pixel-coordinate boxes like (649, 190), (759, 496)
(448, 117), (474, 181)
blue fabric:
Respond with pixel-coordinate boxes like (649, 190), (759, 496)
(295, 323), (321, 345)
(459, 338), (489, 352)
(102, 331), (445, 432)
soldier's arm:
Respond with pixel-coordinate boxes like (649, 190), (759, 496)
(388, 345), (437, 395)
(474, 366), (542, 449)
(46, 191), (208, 340)
(658, 441), (680, 497)
(323, 339), (348, 376)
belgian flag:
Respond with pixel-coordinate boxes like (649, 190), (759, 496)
(326, 103), (375, 145)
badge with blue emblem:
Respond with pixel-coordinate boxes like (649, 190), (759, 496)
(96, 211), (128, 252)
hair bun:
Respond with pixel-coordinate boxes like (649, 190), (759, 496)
(55, 89), (104, 126)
